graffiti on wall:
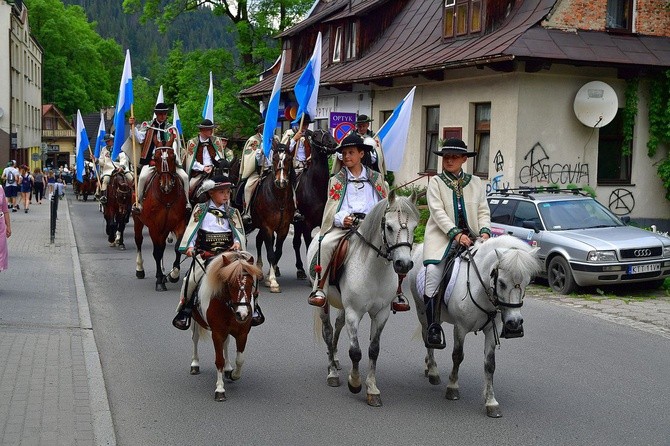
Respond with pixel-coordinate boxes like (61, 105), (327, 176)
(486, 150), (510, 194)
(518, 142), (590, 185)
(608, 188), (635, 215)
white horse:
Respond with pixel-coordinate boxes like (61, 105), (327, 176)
(307, 191), (419, 407)
(408, 235), (541, 417)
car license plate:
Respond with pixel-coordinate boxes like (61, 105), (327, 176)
(628, 263), (661, 274)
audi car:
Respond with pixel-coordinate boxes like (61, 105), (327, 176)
(487, 189), (670, 294)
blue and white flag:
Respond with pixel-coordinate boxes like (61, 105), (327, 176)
(376, 86), (416, 172)
(112, 50), (133, 160)
(263, 52), (286, 158)
(202, 71), (214, 121)
(292, 32), (321, 125)
(94, 111), (106, 158)
(75, 110), (90, 182)
(173, 103), (183, 136)
(152, 85), (164, 120)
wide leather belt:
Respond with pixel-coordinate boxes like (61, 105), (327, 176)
(196, 229), (232, 252)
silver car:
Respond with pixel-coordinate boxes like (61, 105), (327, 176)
(487, 190), (670, 294)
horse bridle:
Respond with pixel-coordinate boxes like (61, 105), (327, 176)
(463, 247), (525, 344)
(226, 271), (258, 312)
(352, 205), (413, 262)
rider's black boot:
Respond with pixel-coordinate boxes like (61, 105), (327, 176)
(424, 294), (446, 349)
(172, 299), (194, 331)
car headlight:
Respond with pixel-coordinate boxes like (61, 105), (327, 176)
(663, 246), (670, 258)
(587, 250), (617, 262)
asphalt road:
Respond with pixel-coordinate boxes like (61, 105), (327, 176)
(69, 198), (670, 446)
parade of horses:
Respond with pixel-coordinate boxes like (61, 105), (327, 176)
(64, 47), (546, 416)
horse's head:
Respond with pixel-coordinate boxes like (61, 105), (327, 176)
(208, 251), (263, 323)
(271, 146), (293, 189)
(111, 172), (132, 215)
(478, 236), (541, 338)
(359, 190), (420, 275)
(307, 129), (338, 157)
(153, 147), (177, 174)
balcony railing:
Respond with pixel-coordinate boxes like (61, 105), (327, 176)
(42, 129), (75, 138)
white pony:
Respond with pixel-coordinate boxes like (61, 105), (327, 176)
(307, 191), (419, 406)
(409, 235), (541, 417)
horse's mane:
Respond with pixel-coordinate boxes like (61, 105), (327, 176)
(357, 194), (419, 261)
(206, 251), (263, 299)
(474, 235), (541, 278)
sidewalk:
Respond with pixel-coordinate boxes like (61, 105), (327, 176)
(0, 193), (115, 446)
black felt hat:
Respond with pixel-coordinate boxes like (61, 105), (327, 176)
(154, 102), (169, 112)
(335, 133), (373, 153)
(197, 119), (216, 129)
(432, 138), (477, 157)
(355, 114), (373, 124)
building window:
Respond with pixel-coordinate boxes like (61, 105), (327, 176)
(332, 26), (342, 62)
(444, 0), (482, 38)
(346, 21), (357, 60)
(597, 110), (631, 184)
(606, 0), (633, 32)
(474, 103), (490, 177)
(424, 106), (440, 172)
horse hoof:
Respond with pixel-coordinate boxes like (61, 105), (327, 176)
(118, 244), (126, 251)
(428, 375), (441, 385)
(445, 387), (460, 400)
(168, 275), (179, 283)
(108, 242), (116, 247)
(348, 382), (362, 394)
(214, 391), (226, 402)
(156, 283), (167, 292)
(327, 376), (340, 387)
(270, 286), (281, 293)
(224, 371), (233, 380)
(366, 394), (383, 407)
(487, 405), (502, 418)
(190, 366), (200, 375)
(296, 269), (307, 280)
(136, 271), (145, 279)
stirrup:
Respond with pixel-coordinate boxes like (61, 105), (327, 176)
(172, 310), (192, 331)
(425, 323), (446, 350)
(251, 305), (265, 327)
(242, 213), (253, 225)
(391, 293), (410, 313)
(99, 195), (107, 205)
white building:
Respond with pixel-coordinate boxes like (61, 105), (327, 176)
(0, 0), (42, 169)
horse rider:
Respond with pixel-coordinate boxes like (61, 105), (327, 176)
(95, 134), (134, 205)
(184, 118), (232, 203)
(238, 120), (269, 225)
(422, 138), (491, 349)
(307, 133), (410, 313)
(333, 114), (387, 178)
(172, 175), (264, 330)
(281, 112), (314, 223)
(129, 102), (190, 214)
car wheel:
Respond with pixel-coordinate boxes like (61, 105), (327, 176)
(548, 256), (576, 294)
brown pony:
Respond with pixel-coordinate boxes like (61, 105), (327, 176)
(133, 146), (187, 291)
(103, 170), (133, 250)
(189, 251), (263, 401)
(248, 146), (294, 292)
(74, 164), (97, 201)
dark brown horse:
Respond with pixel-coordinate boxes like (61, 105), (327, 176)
(292, 129), (338, 279)
(133, 147), (187, 291)
(189, 250), (263, 401)
(73, 164), (97, 201)
(104, 170), (133, 250)
(248, 147), (294, 292)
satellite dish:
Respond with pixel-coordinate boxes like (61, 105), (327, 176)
(573, 81), (618, 128)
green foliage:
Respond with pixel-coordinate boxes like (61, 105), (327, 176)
(658, 157), (670, 200)
(646, 70), (670, 199)
(621, 78), (638, 156)
(26, 0), (123, 116)
(394, 185), (428, 243)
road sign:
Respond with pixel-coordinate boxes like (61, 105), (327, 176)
(31, 153), (40, 161)
(333, 122), (355, 143)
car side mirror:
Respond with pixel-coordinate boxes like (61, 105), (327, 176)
(620, 215), (630, 225)
(522, 220), (542, 233)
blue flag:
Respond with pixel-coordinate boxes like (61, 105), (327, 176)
(376, 87), (416, 172)
(263, 52), (286, 158)
(75, 110), (90, 182)
(112, 50), (133, 160)
(94, 111), (105, 158)
(292, 32), (321, 125)
(202, 72), (213, 121)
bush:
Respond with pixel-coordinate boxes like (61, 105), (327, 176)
(394, 185), (428, 243)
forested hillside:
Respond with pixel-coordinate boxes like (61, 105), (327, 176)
(62, 0), (236, 75)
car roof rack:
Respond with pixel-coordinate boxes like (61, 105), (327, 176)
(490, 186), (588, 198)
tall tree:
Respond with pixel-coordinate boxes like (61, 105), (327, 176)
(26, 0), (123, 116)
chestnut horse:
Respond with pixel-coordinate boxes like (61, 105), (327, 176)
(189, 251), (263, 401)
(292, 129), (337, 279)
(133, 147), (187, 291)
(103, 170), (133, 250)
(248, 147), (294, 292)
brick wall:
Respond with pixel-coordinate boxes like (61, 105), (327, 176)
(545, 0), (670, 36)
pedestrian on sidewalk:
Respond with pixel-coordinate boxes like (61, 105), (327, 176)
(33, 167), (46, 204)
(0, 185), (10, 271)
(46, 169), (56, 197)
(18, 165), (34, 213)
(2, 161), (19, 212)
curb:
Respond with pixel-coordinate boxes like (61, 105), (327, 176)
(63, 197), (117, 446)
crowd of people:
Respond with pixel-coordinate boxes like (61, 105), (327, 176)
(1, 107), (492, 350)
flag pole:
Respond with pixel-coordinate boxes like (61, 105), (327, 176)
(131, 104), (139, 207)
(87, 146), (102, 190)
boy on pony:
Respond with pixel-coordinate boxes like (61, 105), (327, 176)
(307, 133), (409, 313)
(95, 134), (134, 205)
(172, 175), (264, 330)
(130, 102), (190, 214)
(422, 138), (491, 349)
